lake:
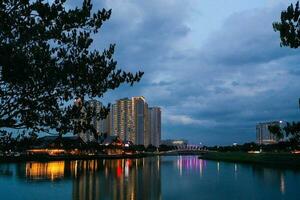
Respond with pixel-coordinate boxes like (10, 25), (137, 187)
(0, 156), (300, 200)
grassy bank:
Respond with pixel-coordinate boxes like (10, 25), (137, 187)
(199, 152), (300, 167)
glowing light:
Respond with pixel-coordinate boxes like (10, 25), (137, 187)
(27, 149), (65, 155)
(247, 151), (261, 154)
(280, 173), (285, 194)
(116, 160), (123, 178)
(26, 161), (65, 180)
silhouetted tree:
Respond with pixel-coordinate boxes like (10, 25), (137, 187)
(146, 144), (157, 152)
(0, 0), (143, 137)
(268, 124), (284, 140)
(269, 122), (300, 143)
(273, 2), (300, 144)
(15, 133), (37, 151)
(273, 1), (300, 48)
(0, 133), (16, 152)
(284, 122), (300, 141)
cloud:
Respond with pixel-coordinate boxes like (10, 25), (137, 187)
(163, 108), (216, 126)
(89, 1), (300, 145)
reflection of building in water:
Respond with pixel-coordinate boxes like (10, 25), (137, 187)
(72, 160), (101, 200)
(17, 158), (162, 200)
(140, 157), (162, 200)
(0, 164), (13, 177)
(25, 161), (65, 180)
(252, 166), (286, 195)
(72, 157), (161, 200)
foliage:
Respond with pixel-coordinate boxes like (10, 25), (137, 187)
(130, 145), (145, 152)
(268, 122), (300, 143)
(273, 2), (300, 144)
(0, 0), (143, 137)
(284, 122), (300, 141)
(208, 142), (260, 152)
(273, 1), (300, 48)
(0, 133), (16, 152)
(158, 144), (175, 152)
(268, 124), (284, 140)
(145, 144), (157, 152)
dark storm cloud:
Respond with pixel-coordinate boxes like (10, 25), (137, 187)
(69, 1), (300, 145)
(161, 4), (300, 145)
(200, 7), (299, 67)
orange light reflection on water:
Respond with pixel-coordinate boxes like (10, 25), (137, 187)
(26, 161), (65, 180)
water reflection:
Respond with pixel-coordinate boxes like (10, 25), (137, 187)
(280, 173), (285, 194)
(21, 157), (161, 200)
(0, 164), (13, 177)
(176, 156), (207, 177)
(0, 156), (300, 199)
(26, 161), (65, 180)
(251, 165), (287, 195)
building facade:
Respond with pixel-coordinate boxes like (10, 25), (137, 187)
(112, 98), (133, 142)
(256, 121), (286, 144)
(75, 99), (110, 143)
(75, 97), (161, 146)
(74, 98), (94, 143)
(110, 96), (161, 146)
(148, 107), (161, 147)
(132, 97), (149, 146)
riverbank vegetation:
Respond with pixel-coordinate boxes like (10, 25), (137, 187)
(200, 151), (300, 168)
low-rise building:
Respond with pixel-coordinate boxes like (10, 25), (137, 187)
(161, 139), (188, 147)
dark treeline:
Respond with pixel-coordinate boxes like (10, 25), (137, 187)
(208, 141), (300, 153)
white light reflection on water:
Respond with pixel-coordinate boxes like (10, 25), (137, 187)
(280, 173), (285, 195)
(234, 163), (238, 180)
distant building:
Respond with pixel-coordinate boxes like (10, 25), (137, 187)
(112, 98), (133, 142)
(30, 136), (85, 150)
(74, 98), (95, 143)
(75, 99), (110, 143)
(161, 139), (188, 147)
(74, 96), (161, 146)
(256, 121), (286, 144)
(88, 99), (102, 132)
(111, 96), (153, 146)
(132, 96), (149, 146)
(148, 107), (161, 147)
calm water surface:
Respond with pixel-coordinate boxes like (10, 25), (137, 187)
(0, 156), (300, 200)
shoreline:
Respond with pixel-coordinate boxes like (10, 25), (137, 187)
(0, 151), (205, 163)
(0, 153), (148, 163)
(5, 151), (300, 169)
(199, 152), (300, 168)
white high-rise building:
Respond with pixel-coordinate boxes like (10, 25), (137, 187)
(107, 96), (161, 146)
(256, 121), (286, 144)
(112, 98), (133, 142)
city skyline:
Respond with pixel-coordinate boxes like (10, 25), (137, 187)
(81, 96), (162, 147)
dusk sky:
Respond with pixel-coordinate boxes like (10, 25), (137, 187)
(76, 0), (300, 145)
